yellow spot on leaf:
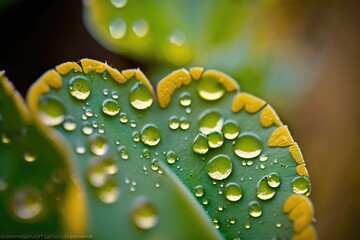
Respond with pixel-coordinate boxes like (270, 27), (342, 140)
(260, 105), (282, 127)
(268, 125), (294, 147)
(81, 59), (107, 74)
(56, 62), (82, 75)
(157, 69), (191, 108)
(134, 69), (155, 98)
(190, 67), (204, 80)
(106, 66), (127, 84)
(293, 225), (317, 240)
(232, 93), (266, 113)
(289, 143), (305, 164)
(297, 164), (309, 177)
(202, 70), (239, 92)
(121, 69), (136, 79)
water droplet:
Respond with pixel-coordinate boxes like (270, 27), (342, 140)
(143, 148), (150, 159)
(63, 115), (77, 131)
(102, 99), (120, 116)
(111, 91), (119, 99)
(68, 77), (90, 100)
(266, 173), (281, 188)
(197, 75), (225, 101)
(292, 176), (311, 196)
(244, 222), (251, 229)
(1, 133), (11, 144)
(202, 198), (209, 205)
(207, 155), (233, 180)
(109, 18), (127, 39)
(85, 108), (93, 118)
(82, 122), (93, 135)
(230, 218), (236, 225)
(76, 145), (86, 154)
(224, 182), (242, 202)
(260, 154), (268, 161)
(141, 124), (160, 146)
(180, 117), (190, 130)
(168, 116), (180, 130)
(10, 190), (43, 220)
(234, 132), (262, 159)
(257, 177), (276, 200)
(222, 120), (240, 140)
(207, 131), (224, 148)
(130, 120), (137, 128)
(38, 96), (65, 126)
(194, 185), (204, 197)
(132, 197), (158, 230)
(276, 223), (282, 228)
(119, 112), (128, 123)
(199, 110), (223, 134)
(132, 19), (149, 38)
(248, 201), (262, 218)
(150, 159), (159, 171)
(169, 30), (187, 47)
(192, 133), (209, 154)
(24, 149), (36, 162)
(89, 134), (109, 156)
(96, 177), (119, 204)
(117, 146), (128, 160)
(103, 89), (109, 96)
(218, 205), (224, 211)
(179, 92), (191, 107)
(166, 151), (178, 164)
(129, 83), (153, 110)
(132, 131), (140, 142)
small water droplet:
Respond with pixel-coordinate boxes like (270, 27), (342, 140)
(218, 205), (224, 211)
(117, 146), (128, 160)
(96, 177), (119, 204)
(180, 117), (190, 130)
(24, 149), (36, 162)
(197, 75), (225, 101)
(194, 185), (204, 197)
(199, 110), (223, 134)
(89, 134), (109, 156)
(276, 223), (282, 228)
(85, 108), (93, 118)
(234, 132), (262, 159)
(75, 145), (86, 154)
(166, 151), (178, 164)
(143, 148), (150, 159)
(292, 176), (311, 196)
(260, 154), (268, 162)
(119, 112), (128, 123)
(69, 77), (90, 100)
(132, 19), (149, 38)
(38, 96), (66, 126)
(169, 30), (187, 47)
(132, 197), (158, 230)
(202, 198), (209, 205)
(249, 201), (262, 218)
(266, 173), (281, 188)
(111, 0), (128, 8)
(224, 182), (242, 202)
(150, 159), (159, 171)
(10, 190), (43, 220)
(230, 218), (236, 225)
(132, 131), (140, 142)
(102, 99), (120, 116)
(207, 155), (233, 180)
(129, 83), (153, 110)
(257, 176), (276, 200)
(1, 133), (11, 144)
(130, 120), (137, 128)
(109, 18), (127, 39)
(179, 92), (191, 107)
(192, 133), (209, 154)
(82, 122), (93, 135)
(63, 115), (77, 131)
(207, 131), (224, 148)
(168, 116), (180, 130)
(222, 120), (240, 140)
(141, 124), (160, 146)
(111, 91), (119, 100)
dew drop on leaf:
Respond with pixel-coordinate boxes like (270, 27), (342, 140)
(207, 154), (233, 180)
(222, 120), (240, 140)
(117, 146), (128, 160)
(89, 134), (109, 156)
(102, 99), (120, 116)
(248, 201), (262, 218)
(194, 185), (204, 197)
(24, 149), (36, 163)
(199, 110), (223, 134)
(10, 190), (43, 221)
(224, 182), (242, 202)
(119, 112), (128, 123)
(292, 176), (311, 196)
(141, 124), (160, 146)
(166, 151), (178, 164)
(168, 116), (180, 130)
(63, 115), (77, 131)
(197, 76), (225, 101)
(129, 83), (153, 110)
(82, 122), (94, 135)
(266, 173), (281, 188)
(38, 96), (65, 126)
(109, 18), (127, 39)
(68, 76), (90, 100)
(96, 177), (119, 204)
(132, 197), (158, 230)
(256, 176), (276, 200)
(207, 131), (224, 148)
(179, 92), (191, 107)
(192, 133), (209, 154)
(180, 117), (190, 130)
(234, 132), (262, 159)
(111, 0), (128, 8)
(132, 19), (149, 38)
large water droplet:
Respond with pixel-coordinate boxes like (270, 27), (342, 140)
(168, 116), (180, 130)
(207, 155), (233, 180)
(102, 99), (120, 116)
(234, 132), (262, 159)
(24, 149), (36, 163)
(69, 77), (90, 100)
(166, 151), (178, 164)
(96, 177), (119, 204)
(109, 18), (127, 39)
(292, 176), (311, 196)
(10, 190), (43, 220)
(224, 182), (243, 202)
(179, 92), (191, 107)
(89, 134), (109, 156)
(194, 185), (204, 197)
(197, 75), (225, 101)
(257, 177), (276, 200)
(132, 197), (158, 230)
(63, 115), (77, 131)
(192, 133), (209, 154)
(111, 0), (128, 8)
(141, 124), (160, 146)
(249, 201), (262, 218)
(38, 96), (65, 126)
(222, 120), (240, 140)
(199, 110), (223, 134)
(266, 173), (281, 188)
(132, 19), (149, 38)
(129, 83), (153, 110)
(207, 131), (224, 148)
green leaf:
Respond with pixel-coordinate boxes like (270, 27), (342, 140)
(27, 59), (316, 239)
(0, 72), (85, 235)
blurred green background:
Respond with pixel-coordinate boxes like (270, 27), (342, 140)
(0, 0), (359, 239)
